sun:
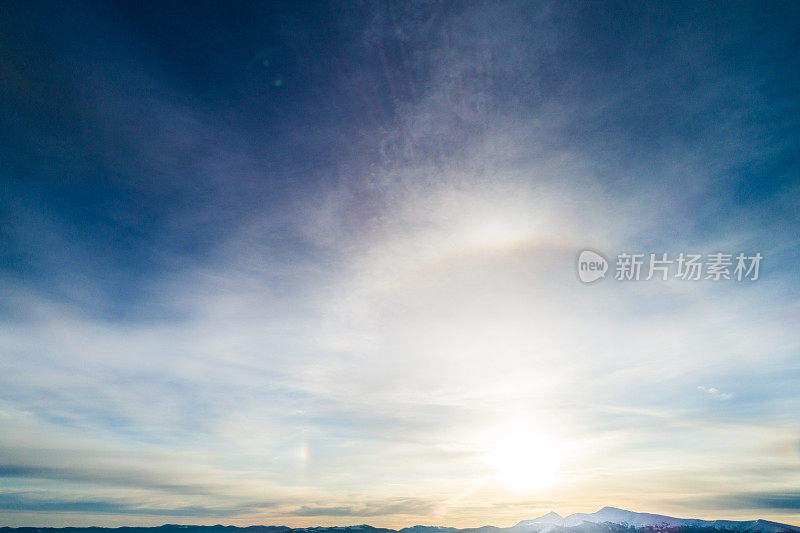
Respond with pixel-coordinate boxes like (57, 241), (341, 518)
(484, 427), (562, 490)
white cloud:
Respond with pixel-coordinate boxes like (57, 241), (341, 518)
(697, 386), (734, 400)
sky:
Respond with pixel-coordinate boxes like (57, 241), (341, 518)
(1, 0), (800, 529)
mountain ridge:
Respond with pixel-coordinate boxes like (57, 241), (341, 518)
(2, 508), (798, 533)
(511, 507), (799, 533)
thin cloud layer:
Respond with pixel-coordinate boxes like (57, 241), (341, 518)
(1, 0), (799, 529)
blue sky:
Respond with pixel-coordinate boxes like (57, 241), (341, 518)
(1, 0), (800, 528)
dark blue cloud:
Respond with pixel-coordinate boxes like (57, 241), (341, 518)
(2, 1), (799, 318)
(0, 493), (254, 517)
(0, 464), (218, 496)
(699, 492), (800, 512)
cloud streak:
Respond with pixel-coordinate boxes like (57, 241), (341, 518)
(0, 0), (799, 528)
(0, 492), (259, 517)
(294, 500), (434, 518)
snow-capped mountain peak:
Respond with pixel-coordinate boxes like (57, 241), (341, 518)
(564, 507), (685, 528)
(517, 512), (565, 527)
(536, 512), (565, 523)
(550, 507), (800, 533)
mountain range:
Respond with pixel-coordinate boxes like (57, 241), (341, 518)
(2, 507), (798, 533)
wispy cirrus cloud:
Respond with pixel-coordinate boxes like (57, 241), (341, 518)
(1, 0), (799, 529)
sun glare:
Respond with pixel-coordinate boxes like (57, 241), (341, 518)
(484, 427), (562, 490)
(461, 217), (532, 252)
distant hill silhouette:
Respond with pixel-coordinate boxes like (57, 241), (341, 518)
(3, 508), (799, 533)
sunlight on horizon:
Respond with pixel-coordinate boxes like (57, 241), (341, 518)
(483, 426), (565, 491)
